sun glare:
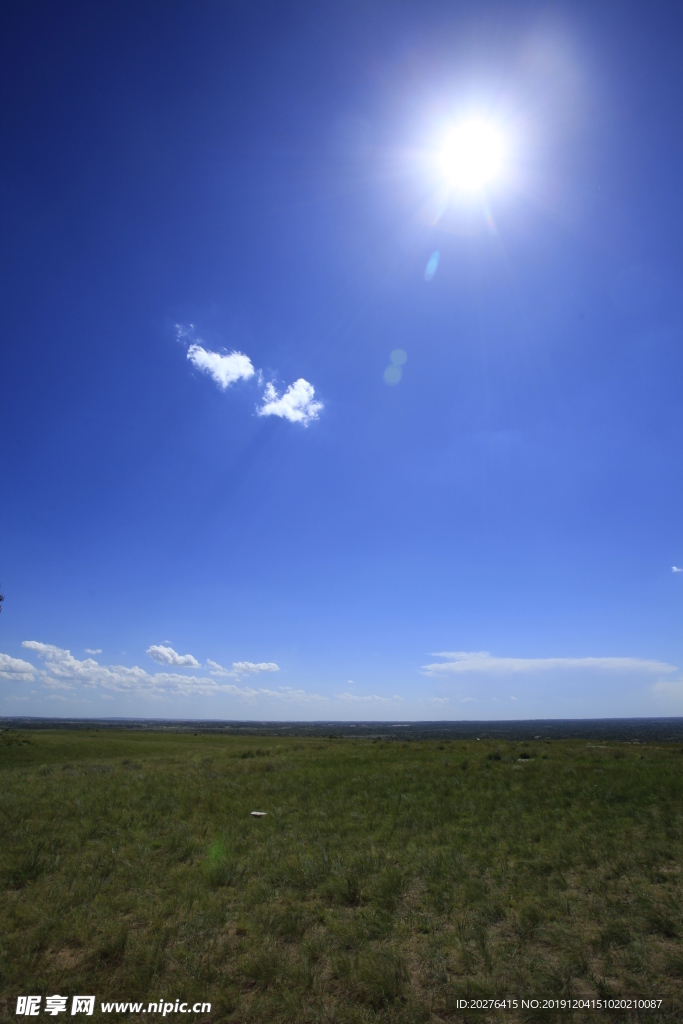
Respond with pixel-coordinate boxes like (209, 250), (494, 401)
(438, 118), (504, 192)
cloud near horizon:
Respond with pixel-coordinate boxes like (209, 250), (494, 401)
(207, 659), (279, 678)
(6, 642), (322, 703)
(146, 644), (200, 668)
(336, 692), (404, 703)
(0, 652), (36, 681)
(233, 661), (280, 675)
(422, 651), (678, 676)
(258, 379), (323, 425)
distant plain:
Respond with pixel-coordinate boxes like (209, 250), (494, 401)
(1, 725), (682, 1023)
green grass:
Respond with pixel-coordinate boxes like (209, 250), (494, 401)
(0, 730), (682, 1022)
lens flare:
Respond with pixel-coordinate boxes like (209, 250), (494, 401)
(384, 365), (402, 385)
(424, 251), (440, 281)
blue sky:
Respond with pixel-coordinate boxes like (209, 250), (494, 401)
(1, 0), (682, 721)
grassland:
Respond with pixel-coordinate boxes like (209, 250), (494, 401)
(1, 729), (682, 1023)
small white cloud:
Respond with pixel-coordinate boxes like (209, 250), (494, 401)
(85, 648), (102, 655)
(207, 659), (229, 676)
(175, 323), (195, 343)
(146, 645), (200, 668)
(673, 566), (682, 573)
(258, 379), (322, 425)
(430, 696), (449, 703)
(0, 652), (36, 682)
(336, 692), (398, 703)
(422, 651), (677, 676)
(232, 661), (279, 675)
(208, 659), (279, 677)
(511, 695), (518, 700)
(187, 343), (254, 389)
(261, 685), (327, 702)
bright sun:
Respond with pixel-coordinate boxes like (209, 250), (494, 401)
(438, 118), (504, 192)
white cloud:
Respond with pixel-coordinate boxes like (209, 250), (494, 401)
(251, 686), (327, 702)
(176, 324), (195, 343)
(18, 641), (320, 703)
(146, 645), (200, 668)
(187, 343), (254, 389)
(207, 659), (228, 676)
(24, 642), (157, 693)
(233, 661), (279, 675)
(0, 652), (36, 682)
(207, 659), (279, 677)
(258, 379), (323, 425)
(85, 648), (102, 654)
(179, 324), (321, 425)
(673, 566), (682, 573)
(336, 692), (400, 703)
(429, 697), (449, 703)
(422, 651), (677, 676)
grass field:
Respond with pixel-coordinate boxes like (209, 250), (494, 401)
(1, 729), (682, 1023)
